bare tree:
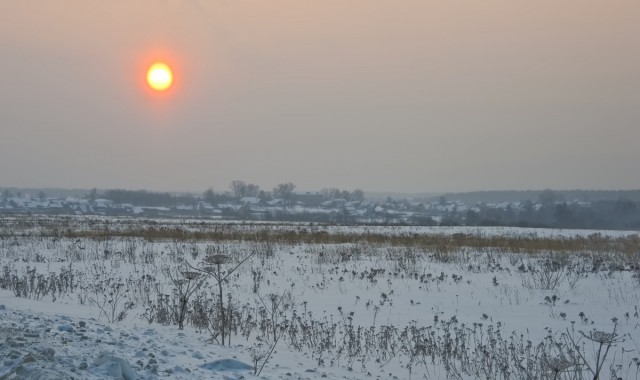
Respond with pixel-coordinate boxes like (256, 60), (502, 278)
(352, 189), (365, 202)
(230, 180), (247, 199)
(203, 188), (216, 203)
(246, 184), (261, 198)
(539, 189), (558, 205)
(321, 188), (340, 200)
(273, 182), (295, 200)
(89, 188), (98, 202)
(1, 189), (13, 200)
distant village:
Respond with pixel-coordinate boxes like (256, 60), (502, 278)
(3, 186), (624, 228)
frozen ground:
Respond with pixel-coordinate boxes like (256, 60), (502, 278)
(1, 216), (639, 379)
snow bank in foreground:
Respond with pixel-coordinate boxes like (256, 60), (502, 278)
(0, 300), (355, 380)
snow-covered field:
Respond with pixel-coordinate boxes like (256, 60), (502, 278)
(0, 293), (345, 380)
(3, 214), (640, 239)
(1, 216), (639, 379)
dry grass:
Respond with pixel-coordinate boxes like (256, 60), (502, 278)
(37, 228), (640, 258)
(2, 215), (638, 258)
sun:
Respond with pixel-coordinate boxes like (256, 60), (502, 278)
(146, 63), (173, 92)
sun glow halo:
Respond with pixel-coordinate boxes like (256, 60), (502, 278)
(146, 63), (173, 92)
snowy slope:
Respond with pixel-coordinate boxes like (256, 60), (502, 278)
(0, 292), (364, 380)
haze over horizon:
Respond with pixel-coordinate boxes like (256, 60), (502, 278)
(2, 1), (639, 193)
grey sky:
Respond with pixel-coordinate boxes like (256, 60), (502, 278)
(1, 0), (639, 193)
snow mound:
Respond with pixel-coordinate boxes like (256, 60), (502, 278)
(93, 353), (138, 380)
(0, 296), (361, 379)
(9, 364), (67, 380)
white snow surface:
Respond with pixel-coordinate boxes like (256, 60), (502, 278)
(1, 217), (640, 379)
(0, 292), (354, 379)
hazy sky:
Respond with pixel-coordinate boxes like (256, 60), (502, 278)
(1, 1), (639, 193)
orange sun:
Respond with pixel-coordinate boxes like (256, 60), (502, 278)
(146, 63), (173, 91)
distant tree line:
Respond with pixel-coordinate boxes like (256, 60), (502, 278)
(451, 199), (640, 229)
(203, 181), (364, 202)
(7, 184), (639, 230)
(430, 189), (640, 204)
(94, 181), (365, 208)
(101, 189), (197, 207)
